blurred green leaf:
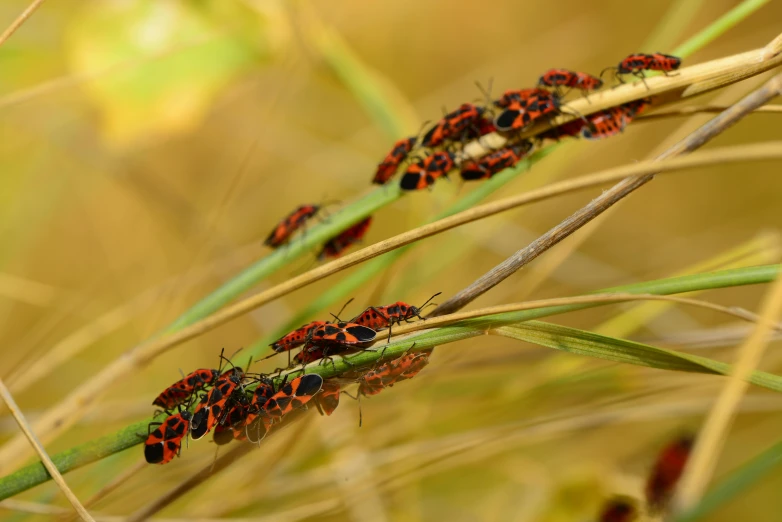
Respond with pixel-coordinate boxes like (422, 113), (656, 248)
(497, 322), (782, 392)
(65, 0), (265, 145)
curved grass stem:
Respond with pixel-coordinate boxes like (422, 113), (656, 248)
(0, 264), (778, 500)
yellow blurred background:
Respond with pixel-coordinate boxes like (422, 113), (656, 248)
(1, 0), (782, 520)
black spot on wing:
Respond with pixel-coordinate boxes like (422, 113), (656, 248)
(296, 374), (324, 396)
(144, 443), (164, 464)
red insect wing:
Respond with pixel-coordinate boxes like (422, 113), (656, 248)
(263, 374), (324, 420)
(152, 368), (219, 409)
(318, 217), (373, 260)
(575, 71), (603, 91)
(617, 53), (653, 74)
(422, 104), (484, 147)
(538, 118), (586, 141)
(461, 142), (532, 181)
(315, 381), (341, 416)
(400, 152), (454, 191)
(358, 368), (390, 396)
(393, 352), (430, 381)
(495, 88), (549, 108)
(538, 69), (578, 88)
(373, 136), (417, 185)
(351, 306), (392, 330)
(581, 107), (626, 140)
(310, 322), (377, 345)
(190, 369), (244, 440)
(358, 352), (430, 397)
(265, 205), (320, 248)
(144, 411), (192, 464)
(494, 92), (559, 131)
(271, 321), (327, 353)
(649, 53), (682, 72)
(645, 435), (694, 511)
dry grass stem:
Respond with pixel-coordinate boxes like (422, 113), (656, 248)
(60, 461), (148, 522)
(0, 378), (95, 522)
(432, 73), (782, 316)
(2, 137), (781, 474)
(639, 103), (782, 120)
(460, 31), (782, 159)
(672, 261), (782, 512)
(0, 0), (46, 47)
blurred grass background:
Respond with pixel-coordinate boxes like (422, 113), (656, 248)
(1, 0), (782, 520)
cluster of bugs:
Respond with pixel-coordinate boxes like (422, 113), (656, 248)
(261, 52), (681, 263)
(595, 433), (694, 521)
(269, 293), (440, 364)
(372, 52), (680, 192)
(145, 293), (439, 464)
(158, 52), (681, 468)
(144, 353), (326, 464)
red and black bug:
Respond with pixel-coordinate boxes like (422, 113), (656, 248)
(294, 343), (358, 366)
(580, 98), (650, 140)
(318, 217), (372, 260)
(618, 53), (681, 75)
(399, 151), (455, 191)
(314, 380), (341, 416)
(460, 142), (533, 181)
(260, 374), (324, 422)
(213, 395), (251, 446)
(493, 88), (550, 109)
(604, 53), (682, 85)
(270, 321), (328, 353)
(307, 321), (377, 347)
(293, 321), (377, 366)
(152, 368), (220, 409)
(374, 136), (418, 185)
(190, 366), (245, 440)
(239, 378), (276, 442)
(422, 103), (486, 148)
(646, 434), (694, 512)
(580, 107), (627, 140)
(358, 351), (431, 397)
(494, 92), (562, 132)
(472, 116), (497, 137)
(351, 293), (441, 341)
(144, 409), (193, 464)
(264, 205), (321, 248)
(598, 497), (638, 522)
(537, 118), (587, 142)
(538, 69), (603, 95)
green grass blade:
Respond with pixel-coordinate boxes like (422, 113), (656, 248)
(496, 322), (782, 391)
(0, 264), (777, 499)
(673, 439), (782, 522)
(673, 0), (770, 58)
(165, 186), (399, 332)
(0, 420), (148, 501)
(596, 234), (779, 338)
(643, 0), (708, 53)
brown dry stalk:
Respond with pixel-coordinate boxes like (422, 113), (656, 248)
(0, 0), (46, 47)
(431, 72), (782, 316)
(0, 140), (781, 474)
(1, 36), (781, 474)
(0, 379), (94, 522)
(638, 103), (782, 120)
